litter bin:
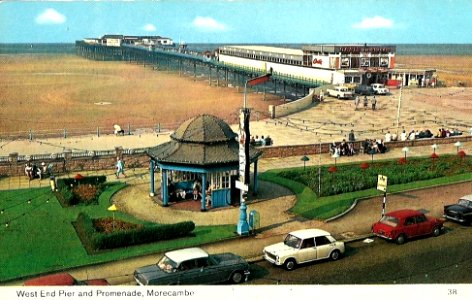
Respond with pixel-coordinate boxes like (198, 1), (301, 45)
(248, 210), (260, 235)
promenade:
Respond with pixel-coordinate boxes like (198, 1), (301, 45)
(1, 87), (471, 285)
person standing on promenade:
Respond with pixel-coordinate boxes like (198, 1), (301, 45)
(354, 95), (360, 110)
(116, 157), (126, 178)
(372, 96), (377, 110)
(363, 95), (368, 108)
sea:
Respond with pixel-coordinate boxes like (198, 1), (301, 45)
(1, 43), (472, 55)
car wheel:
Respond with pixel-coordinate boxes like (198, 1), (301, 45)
(284, 258), (297, 271)
(432, 226), (441, 237)
(230, 271), (244, 284)
(395, 234), (406, 245)
(330, 250), (341, 261)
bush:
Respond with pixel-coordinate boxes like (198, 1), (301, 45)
(55, 176), (107, 207)
(74, 213), (196, 253)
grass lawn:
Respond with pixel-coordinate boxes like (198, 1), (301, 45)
(0, 182), (235, 282)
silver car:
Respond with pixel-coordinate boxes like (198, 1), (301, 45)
(134, 247), (250, 285)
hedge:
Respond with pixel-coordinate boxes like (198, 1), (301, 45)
(55, 175), (107, 207)
(74, 212), (196, 253)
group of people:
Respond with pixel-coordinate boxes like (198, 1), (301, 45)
(330, 139), (356, 157)
(399, 129), (434, 141)
(362, 139), (388, 154)
(250, 135), (273, 146)
(354, 95), (377, 111)
(436, 128), (463, 138)
(24, 162), (53, 181)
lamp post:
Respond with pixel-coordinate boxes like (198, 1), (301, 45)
(402, 147), (410, 161)
(454, 141), (462, 153)
(301, 155), (310, 171)
(332, 152), (340, 166)
(431, 144), (438, 154)
(237, 73), (271, 236)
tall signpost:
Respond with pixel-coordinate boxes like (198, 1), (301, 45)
(377, 175), (388, 217)
(237, 74), (271, 236)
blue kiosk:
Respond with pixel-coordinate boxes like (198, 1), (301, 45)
(147, 114), (262, 211)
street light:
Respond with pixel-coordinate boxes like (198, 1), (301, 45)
(237, 73), (271, 236)
(454, 141), (462, 153)
(301, 155), (310, 170)
(332, 152), (340, 166)
(431, 144), (438, 154)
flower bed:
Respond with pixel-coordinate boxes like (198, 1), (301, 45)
(278, 154), (471, 197)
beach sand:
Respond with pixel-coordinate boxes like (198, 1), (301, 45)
(0, 54), (471, 138)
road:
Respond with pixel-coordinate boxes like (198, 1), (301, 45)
(249, 222), (472, 284)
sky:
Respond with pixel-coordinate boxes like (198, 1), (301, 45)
(0, 0), (472, 44)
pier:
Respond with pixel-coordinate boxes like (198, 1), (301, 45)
(75, 41), (324, 100)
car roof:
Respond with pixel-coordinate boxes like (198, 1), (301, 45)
(165, 247), (209, 264)
(289, 229), (331, 239)
(24, 273), (76, 286)
(460, 194), (472, 201)
(386, 209), (423, 218)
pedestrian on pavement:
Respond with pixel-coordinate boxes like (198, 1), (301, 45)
(372, 96), (377, 110)
(363, 96), (368, 108)
(116, 157), (126, 178)
(348, 129), (356, 142)
(354, 96), (360, 110)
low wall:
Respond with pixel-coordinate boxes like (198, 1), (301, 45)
(0, 147), (149, 177)
(259, 135), (472, 158)
(269, 85), (332, 119)
(0, 136), (470, 177)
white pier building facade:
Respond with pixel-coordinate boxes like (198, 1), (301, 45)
(217, 44), (397, 86)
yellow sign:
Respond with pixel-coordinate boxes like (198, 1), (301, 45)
(377, 175), (388, 192)
(107, 204), (118, 211)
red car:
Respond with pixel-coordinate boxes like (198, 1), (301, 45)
(372, 209), (445, 245)
(24, 272), (109, 286)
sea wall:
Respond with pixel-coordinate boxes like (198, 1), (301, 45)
(270, 86), (331, 118)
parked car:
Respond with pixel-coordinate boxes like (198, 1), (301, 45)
(370, 83), (390, 95)
(24, 272), (109, 286)
(354, 85), (374, 95)
(134, 247), (250, 285)
(372, 209), (445, 245)
(444, 194), (472, 225)
(262, 229), (345, 271)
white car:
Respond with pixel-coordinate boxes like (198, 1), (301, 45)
(370, 83), (389, 95)
(263, 229), (345, 270)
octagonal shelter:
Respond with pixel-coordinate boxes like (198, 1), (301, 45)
(147, 114), (262, 211)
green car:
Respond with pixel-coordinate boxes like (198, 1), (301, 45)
(134, 247), (250, 285)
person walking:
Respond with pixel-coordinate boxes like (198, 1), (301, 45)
(354, 95), (360, 110)
(116, 157), (126, 178)
(363, 95), (368, 108)
(372, 96), (377, 110)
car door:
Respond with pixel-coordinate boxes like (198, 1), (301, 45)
(297, 238), (317, 263)
(193, 257), (226, 284)
(175, 259), (202, 285)
(315, 236), (334, 259)
(403, 216), (419, 237)
(415, 214), (432, 236)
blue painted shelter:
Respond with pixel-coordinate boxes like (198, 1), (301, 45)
(146, 114), (262, 211)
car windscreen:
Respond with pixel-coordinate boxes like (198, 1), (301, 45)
(458, 199), (472, 208)
(157, 255), (178, 273)
(284, 234), (302, 248)
(379, 215), (399, 227)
